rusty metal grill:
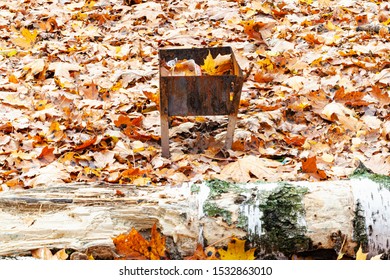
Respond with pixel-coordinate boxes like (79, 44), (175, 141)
(159, 46), (244, 157)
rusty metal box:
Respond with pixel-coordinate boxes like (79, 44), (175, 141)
(159, 46), (244, 157)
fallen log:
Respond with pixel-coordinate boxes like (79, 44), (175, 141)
(0, 174), (389, 259)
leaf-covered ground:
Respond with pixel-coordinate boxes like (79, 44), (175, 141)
(0, 0), (389, 190)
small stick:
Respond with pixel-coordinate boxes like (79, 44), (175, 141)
(244, 63), (254, 81)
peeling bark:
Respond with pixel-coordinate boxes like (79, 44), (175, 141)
(0, 176), (389, 259)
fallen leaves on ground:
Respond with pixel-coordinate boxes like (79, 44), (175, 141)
(32, 248), (68, 260)
(213, 155), (285, 182)
(1, 0), (389, 191)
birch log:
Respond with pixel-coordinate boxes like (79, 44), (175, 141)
(0, 176), (389, 259)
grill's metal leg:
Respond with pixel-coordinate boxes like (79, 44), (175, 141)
(160, 84), (170, 157)
(225, 114), (237, 149)
(161, 113), (170, 158)
(225, 86), (241, 150)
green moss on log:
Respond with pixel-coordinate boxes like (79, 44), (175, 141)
(349, 161), (390, 190)
(205, 179), (244, 199)
(257, 183), (311, 256)
(203, 202), (232, 225)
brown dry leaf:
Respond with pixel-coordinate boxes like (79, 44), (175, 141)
(214, 155), (282, 183)
(370, 85), (390, 105)
(303, 33), (324, 45)
(93, 150), (116, 169)
(32, 248), (68, 260)
(48, 62), (83, 80)
(218, 238), (255, 260)
(23, 59), (46, 77)
(38, 17), (58, 32)
(79, 82), (99, 100)
(333, 86), (369, 107)
(321, 102), (360, 131)
(284, 134), (306, 147)
(254, 71), (274, 83)
(113, 224), (166, 260)
(169, 59), (202, 76)
(242, 20), (276, 42)
(185, 244), (208, 260)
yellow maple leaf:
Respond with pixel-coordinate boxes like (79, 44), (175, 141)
(11, 27), (38, 49)
(201, 51), (232, 75)
(218, 238), (256, 260)
(299, 0), (313, 4)
(356, 245), (368, 260)
(383, 18), (390, 26)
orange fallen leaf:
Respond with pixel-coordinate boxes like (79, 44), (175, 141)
(113, 224), (166, 260)
(232, 140), (245, 151)
(185, 244), (208, 260)
(114, 115), (157, 141)
(301, 156), (327, 179)
(38, 17), (58, 32)
(334, 86), (369, 107)
(143, 91), (160, 109)
(185, 244), (220, 260)
(120, 168), (148, 182)
(303, 33), (323, 45)
(5, 178), (24, 189)
(283, 135), (306, 147)
(74, 136), (97, 151)
(254, 71), (274, 83)
(355, 14), (368, 26)
(114, 115), (143, 129)
(37, 146), (56, 164)
(8, 74), (18, 84)
(301, 156), (319, 173)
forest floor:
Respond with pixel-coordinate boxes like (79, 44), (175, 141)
(0, 0), (389, 190)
